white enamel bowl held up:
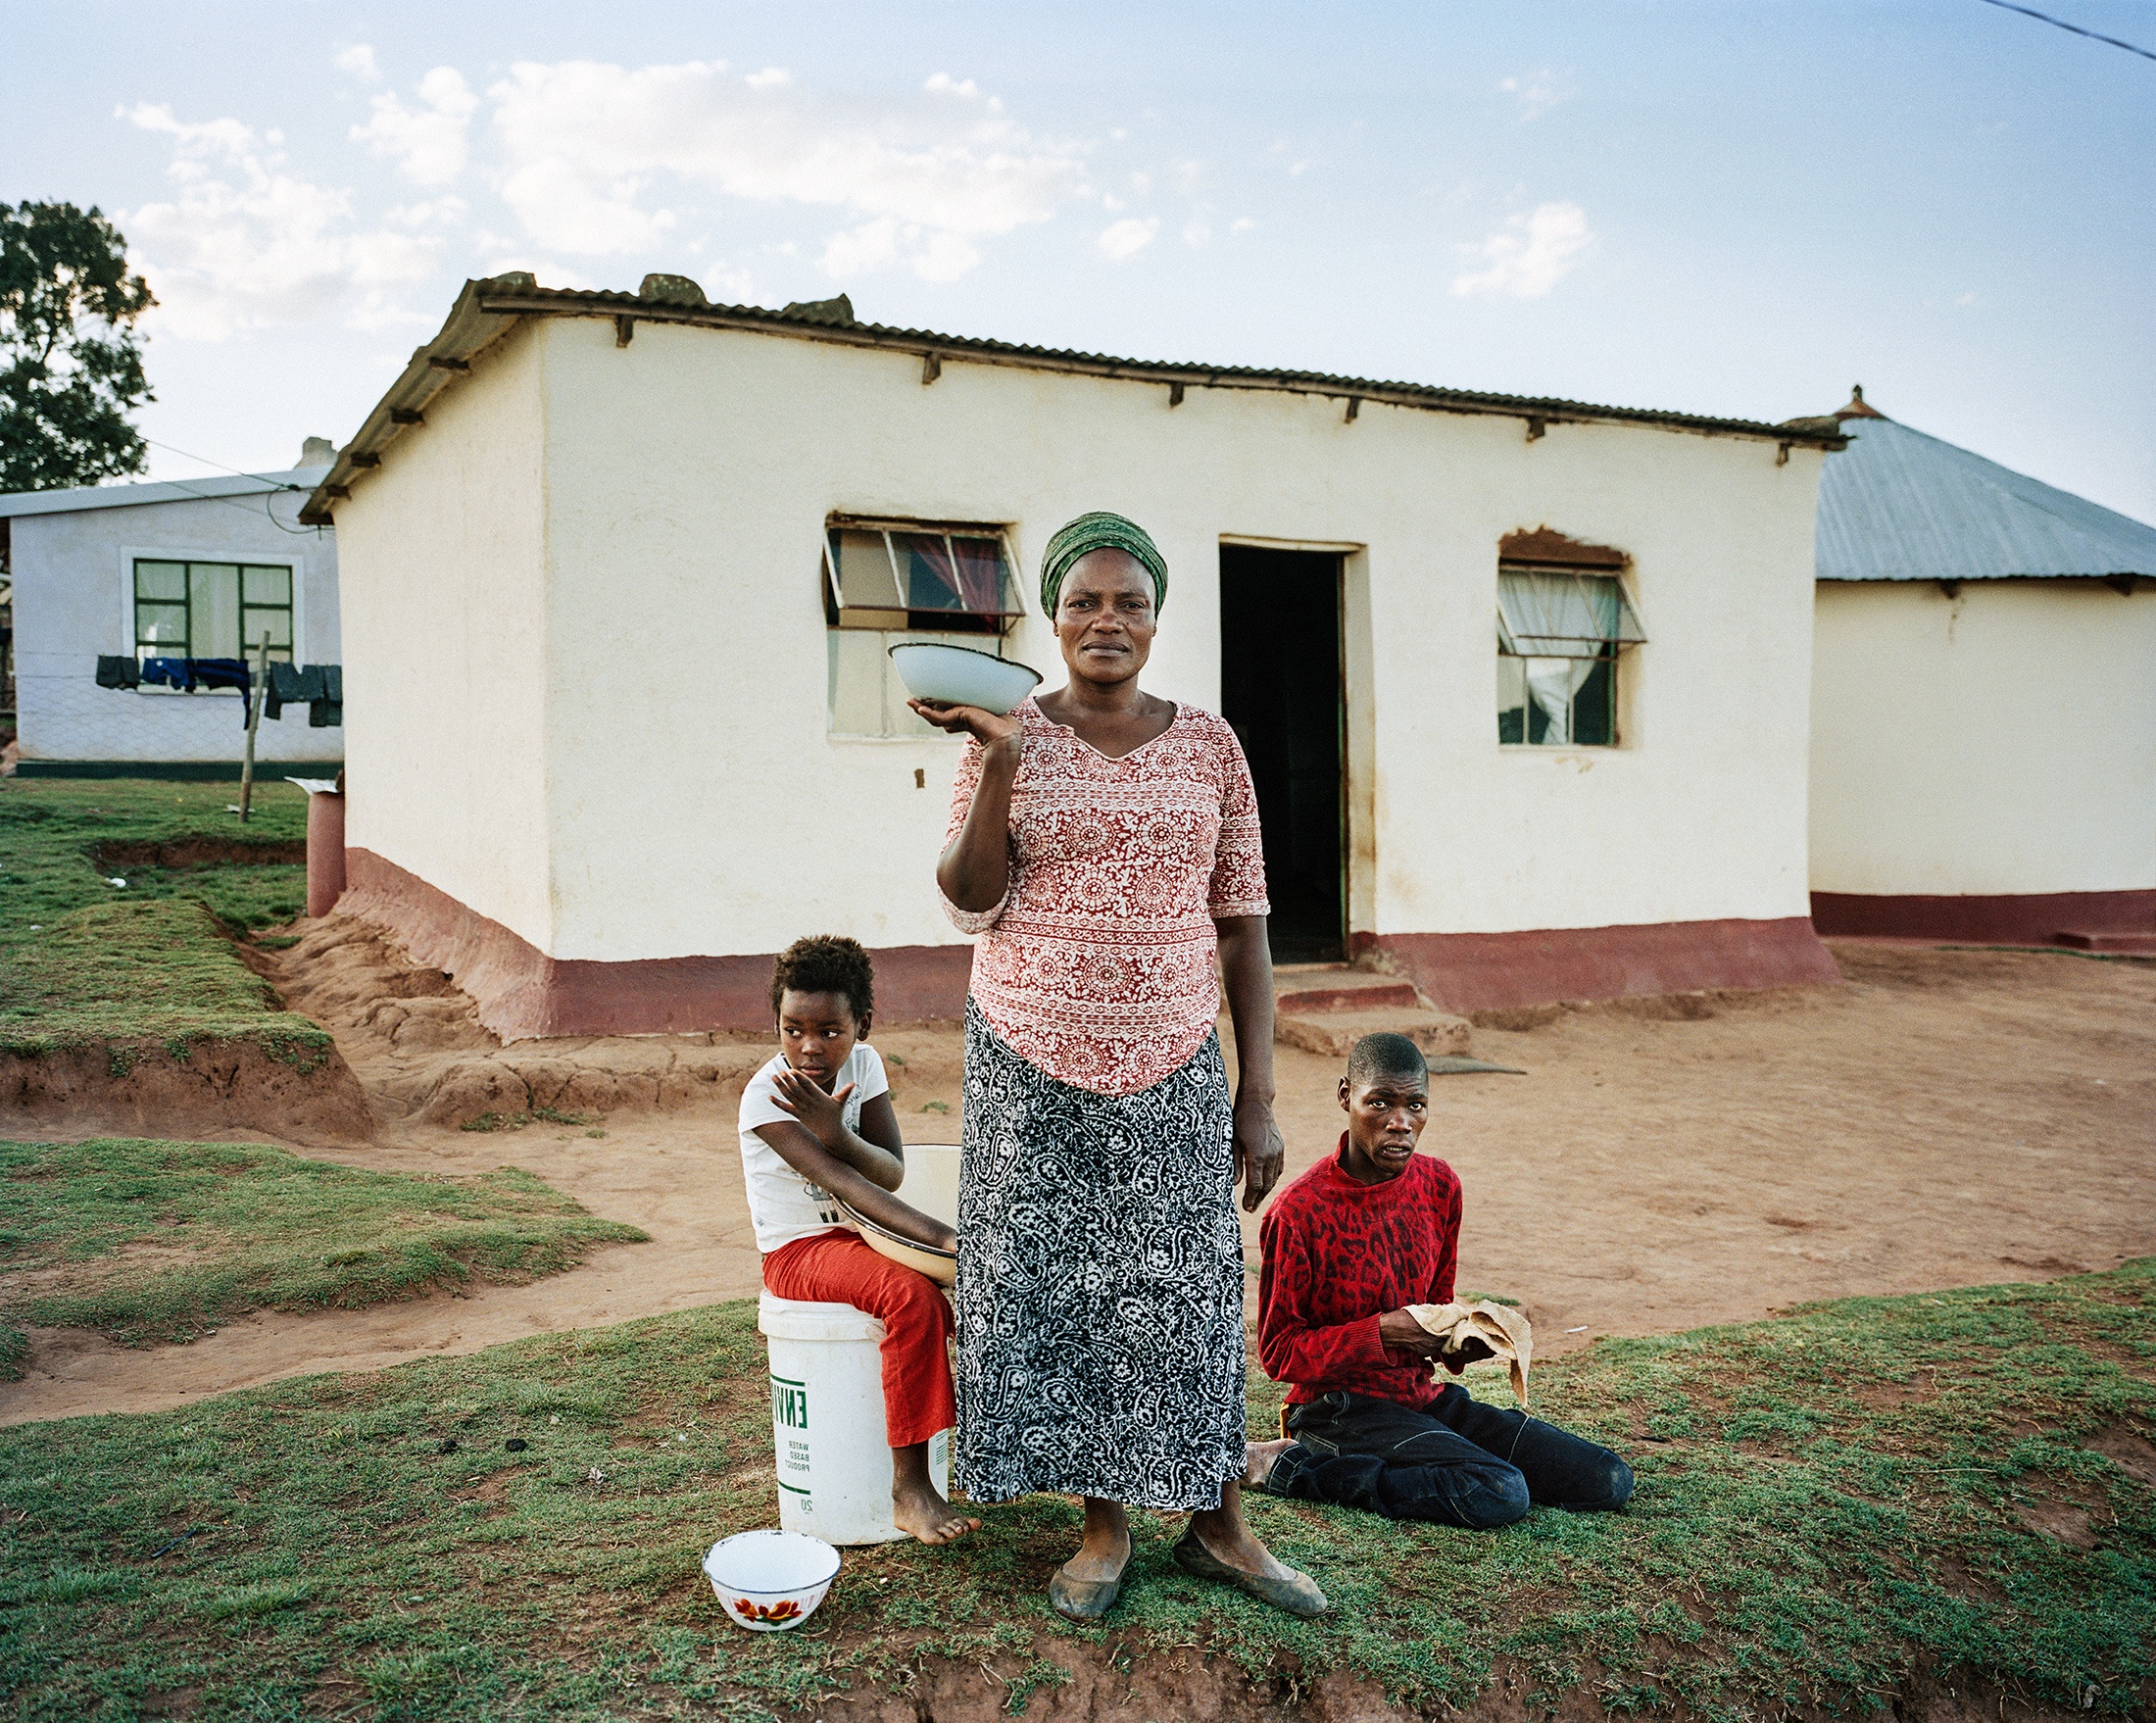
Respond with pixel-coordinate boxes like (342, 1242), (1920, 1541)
(887, 642), (1042, 716)
(703, 1529), (841, 1631)
(836, 1144), (959, 1288)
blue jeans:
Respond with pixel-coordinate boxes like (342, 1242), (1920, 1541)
(1265, 1386), (1634, 1529)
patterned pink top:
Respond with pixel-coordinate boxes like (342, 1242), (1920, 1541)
(941, 698), (1270, 1097)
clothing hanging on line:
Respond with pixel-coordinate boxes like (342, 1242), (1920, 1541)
(95, 656), (140, 690)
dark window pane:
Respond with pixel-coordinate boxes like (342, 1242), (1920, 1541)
(1496, 654), (1526, 743)
(894, 532), (965, 611)
(1570, 656), (1616, 746)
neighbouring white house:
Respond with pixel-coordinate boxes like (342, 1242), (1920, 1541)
(1806, 389), (2156, 951)
(302, 271), (1845, 1038)
(0, 443), (344, 776)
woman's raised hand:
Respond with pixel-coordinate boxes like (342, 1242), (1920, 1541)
(908, 698), (1021, 748)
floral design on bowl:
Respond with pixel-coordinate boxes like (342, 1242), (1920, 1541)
(703, 1529), (840, 1633)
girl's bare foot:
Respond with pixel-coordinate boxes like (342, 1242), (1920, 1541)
(893, 1479), (979, 1545)
(1244, 1438), (1297, 1490)
(890, 1440), (978, 1545)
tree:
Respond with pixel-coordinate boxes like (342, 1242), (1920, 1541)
(0, 202), (156, 493)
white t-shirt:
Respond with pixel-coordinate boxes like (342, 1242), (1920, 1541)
(736, 1043), (891, 1255)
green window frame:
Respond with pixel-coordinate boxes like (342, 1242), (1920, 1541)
(133, 560), (295, 667)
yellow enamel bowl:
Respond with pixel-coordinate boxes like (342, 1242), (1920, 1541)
(837, 1144), (959, 1288)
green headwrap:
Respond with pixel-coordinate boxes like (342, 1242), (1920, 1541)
(1039, 512), (1168, 617)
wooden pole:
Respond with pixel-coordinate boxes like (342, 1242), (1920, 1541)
(237, 630), (271, 822)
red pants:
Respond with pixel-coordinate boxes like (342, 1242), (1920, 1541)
(761, 1230), (956, 1450)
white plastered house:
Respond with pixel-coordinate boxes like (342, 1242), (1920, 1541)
(303, 272), (1845, 1038)
(1, 445), (344, 776)
(1806, 390), (2156, 952)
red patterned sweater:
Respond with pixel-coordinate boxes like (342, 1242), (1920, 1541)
(1257, 1138), (1463, 1410)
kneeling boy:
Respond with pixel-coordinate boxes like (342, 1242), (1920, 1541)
(738, 935), (976, 1545)
(1250, 1032), (1632, 1528)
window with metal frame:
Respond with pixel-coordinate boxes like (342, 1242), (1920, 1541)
(1495, 564), (1645, 747)
(822, 518), (1025, 738)
(133, 560), (295, 667)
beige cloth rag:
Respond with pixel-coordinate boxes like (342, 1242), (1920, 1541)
(1406, 1301), (1535, 1405)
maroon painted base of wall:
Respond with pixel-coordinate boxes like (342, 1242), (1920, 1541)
(1809, 889), (2156, 946)
(340, 849), (973, 1041)
(1353, 916), (1843, 1015)
(342, 851), (1843, 1040)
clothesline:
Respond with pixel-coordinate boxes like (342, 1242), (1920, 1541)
(95, 656), (342, 728)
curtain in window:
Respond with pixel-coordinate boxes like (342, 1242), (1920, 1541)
(1524, 658), (1597, 745)
(898, 533), (965, 610)
(949, 537), (1005, 613)
(896, 533), (1006, 615)
(1496, 568), (1643, 656)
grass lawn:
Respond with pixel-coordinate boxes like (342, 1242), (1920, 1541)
(0, 1138), (649, 1375)
(4, 1262), (2149, 1722)
(0, 778), (318, 1058)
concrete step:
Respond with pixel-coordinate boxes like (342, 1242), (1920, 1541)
(1276, 1005), (1474, 1060)
(2055, 929), (2156, 955)
(1271, 963), (1475, 1059)
(1275, 973), (1424, 1014)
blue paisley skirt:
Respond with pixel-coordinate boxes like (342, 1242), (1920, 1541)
(955, 1000), (1247, 1509)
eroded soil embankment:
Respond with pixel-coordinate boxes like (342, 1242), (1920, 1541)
(0, 1037), (371, 1142)
(256, 913), (775, 1128)
(808, 1640), (2118, 1723)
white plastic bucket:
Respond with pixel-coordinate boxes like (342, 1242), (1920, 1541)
(758, 1291), (951, 1546)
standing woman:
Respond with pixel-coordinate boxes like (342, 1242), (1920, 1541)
(911, 512), (1326, 1623)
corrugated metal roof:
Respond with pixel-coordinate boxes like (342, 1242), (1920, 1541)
(0, 465), (328, 520)
(303, 273), (1843, 525)
(1816, 413), (2156, 581)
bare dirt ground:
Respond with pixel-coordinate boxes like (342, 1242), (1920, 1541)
(4, 929), (2150, 1426)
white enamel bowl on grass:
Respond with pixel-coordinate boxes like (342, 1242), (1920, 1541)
(887, 642), (1042, 716)
(703, 1529), (841, 1632)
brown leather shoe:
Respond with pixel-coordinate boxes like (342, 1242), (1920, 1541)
(1171, 1528), (1330, 1618)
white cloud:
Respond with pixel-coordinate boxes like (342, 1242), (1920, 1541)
(353, 68), (479, 187)
(1452, 201), (1592, 300)
(120, 102), (439, 339)
(746, 68), (791, 89)
(1099, 217), (1158, 261)
(1230, 217), (1256, 234)
(1498, 69), (1571, 121)
(336, 44), (379, 81)
(484, 59), (1085, 278)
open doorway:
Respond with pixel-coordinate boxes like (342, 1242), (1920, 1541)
(1218, 543), (1345, 963)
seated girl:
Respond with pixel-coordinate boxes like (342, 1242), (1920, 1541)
(737, 935), (976, 1545)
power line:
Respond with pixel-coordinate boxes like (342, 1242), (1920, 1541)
(136, 436), (324, 535)
(1975, 0), (2156, 60)
(141, 435), (304, 484)
(131, 468), (322, 536)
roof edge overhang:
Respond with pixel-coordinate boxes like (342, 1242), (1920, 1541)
(304, 277), (1845, 525)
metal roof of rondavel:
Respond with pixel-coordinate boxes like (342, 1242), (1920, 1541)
(1807, 386), (2156, 582)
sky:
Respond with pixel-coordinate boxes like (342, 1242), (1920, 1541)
(7, 0), (2154, 520)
